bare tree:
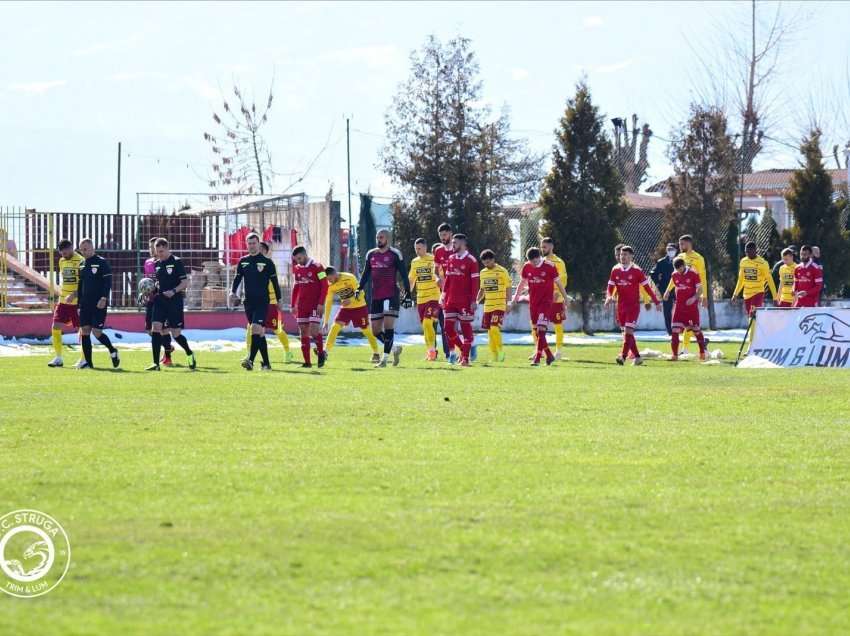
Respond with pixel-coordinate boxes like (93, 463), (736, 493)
(204, 78), (275, 195)
(611, 114), (652, 192)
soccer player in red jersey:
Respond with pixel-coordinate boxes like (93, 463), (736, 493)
(604, 245), (660, 366)
(291, 245), (329, 367)
(440, 233), (479, 366)
(432, 222), (454, 359)
(793, 245), (824, 308)
(512, 247), (568, 366)
(663, 257), (707, 361)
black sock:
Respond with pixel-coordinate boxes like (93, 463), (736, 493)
(376, 332), (384, 344)
(151, 332), (162, 364)
(249, 333), (260, 362)
(81, 334), (93, 365)
(383, 328), (394, 354)
(161, 333), (173, 352)
(95, 332), (116, 353)
(174, 334), (193, 355)
(258, 336), (269, 366)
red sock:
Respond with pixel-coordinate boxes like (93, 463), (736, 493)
(536, 328), (548, 354)
(695, 331), (706, 353)
(460, 321), (473, 358)
(300, 334), (311, 364)
(314, 333), (324, 355)
(627, 333), (639, 358)
(621, 333), (630, 358)
(671, 332), (680, 356)
(445, 318), (460, 351)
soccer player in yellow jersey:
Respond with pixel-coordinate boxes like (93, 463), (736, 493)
(677, 234), (708, 353)
(48, 239), (84, 367)
(476, 249), (511, 362)
(731, 241), (777, 316)
(775, 248), (797, 307)
(541, 237), (567, 360)
(244, 241), (293, 363)
(322, 266), (380, 361)
(409, 238), (442, 361)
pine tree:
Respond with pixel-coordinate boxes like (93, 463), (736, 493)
(661, 104), (737, 328)
(785, 129), (850, 295)
(540, 81), (628, 333)
(357, 194), (377, 266)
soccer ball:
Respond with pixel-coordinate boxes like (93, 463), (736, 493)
(138, 277), (156, 295)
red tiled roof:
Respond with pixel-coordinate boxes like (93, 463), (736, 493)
(624, 192), (670, 210)
(648, 168), (848, 196)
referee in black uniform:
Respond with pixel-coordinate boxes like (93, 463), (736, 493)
(148, 238), (195, 371)
(77, 238), (119, 369)
(230, 232), (281, 370)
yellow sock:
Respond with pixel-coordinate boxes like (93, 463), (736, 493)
(362, 327), (379, 354)
(555, 323), (564, 351)
(276, 328), (290, 352)
(245, 325), (251, 352)
(52, 328), (63, 356)
(423, 319), (436, 351)
(327, 323), (342, 351)
(488, 326), (501, 356)
(683, 329), (692, 349)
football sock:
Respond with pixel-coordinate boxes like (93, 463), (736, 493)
(258, 335), (270, 366)
(682, 329), (692, 350)
(488, 326), (500, 356)
(695, 331), (706, 353)
(376, 331), (385, 344)
(151, 332), (162, 365)
(174, 335), (192, 355)
(555, 323), (564, 351)
(51, 328), (62, 356)
(362, 328), (379, 354)
(245, 325), (252, 352)
(161, 333), (173, 353)
(276, 328), (290, 352)
(423, 319), (436, 351)
(81, 334), (93, 366)
(621, 333), (630, 359)
(300, 333), (311, 364)
(382, 329), (394, 354)
(95, 332), (116, 353)
(626, 333), (640, 358)
(536, 327), (549, 355)
(249, 333), (261, 362)
(460, 322), (474, 359)
(671, 332), (680, 356)
(444, 319), (460, 352)
(438, 311), (450, 357)
(314, 333), (325, 356)
(326, 323), (342, 351)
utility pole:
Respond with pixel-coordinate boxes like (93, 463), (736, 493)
(116, 141), (122, 214)
(346, 117), (354, 272)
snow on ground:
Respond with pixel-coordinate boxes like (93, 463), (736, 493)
(2, 328), (748, 357)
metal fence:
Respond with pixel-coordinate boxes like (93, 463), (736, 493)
(0, 194), (342, 312)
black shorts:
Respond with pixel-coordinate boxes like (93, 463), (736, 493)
(369, 294), (400, 319)
(244, 300), (269, 325)
(152, 294), (185, 329)
(79, 303), (107, 329)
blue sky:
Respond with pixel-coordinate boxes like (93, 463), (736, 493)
(1, 1), (848, 218)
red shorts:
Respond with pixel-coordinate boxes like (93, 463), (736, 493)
(264, 304), (279, 330)
(417, 300), (440, 322)
(529, 302), (550, 327)
(794, 296), (818, 308)
(335, 304), (369, 329)
(616, 302), (640, 329)
(296, 304), (321, 324)
(672, 303), (700, 331)
(744, 293), (764, 316)
(442, 302), (475, 322)
(548, 302), (565, 325)
(52, 303), (79, 328)
(482, 310), (504, 329)
(776, 300), (793, 308)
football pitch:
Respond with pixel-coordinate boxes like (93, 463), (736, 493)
(2, 343), (849, 635)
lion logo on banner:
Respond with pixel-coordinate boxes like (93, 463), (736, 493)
(798, 313), (850, 344)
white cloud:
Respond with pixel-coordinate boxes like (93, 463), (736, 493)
(583, 16), (604, 29)
(73, 34), (143, 57)
(8, 80), (67, 94)
(511, 68), (529, 81)
(594, 59), (634, 74)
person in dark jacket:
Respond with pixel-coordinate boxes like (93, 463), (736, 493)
(650, 243), (678, 335)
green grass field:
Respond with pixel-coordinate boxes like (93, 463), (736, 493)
(2, 342), (849, 635)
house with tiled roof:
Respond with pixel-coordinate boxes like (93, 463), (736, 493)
(647, 168), (848, 232)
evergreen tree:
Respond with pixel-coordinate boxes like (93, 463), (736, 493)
(785, 129), (850, 295)
(661, 104), (737, 328)
(540, 81), (628, 333)
(357, 194), (377, 264)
